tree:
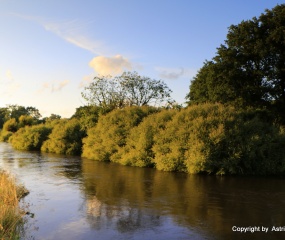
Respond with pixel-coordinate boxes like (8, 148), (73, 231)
(0, 107), (10, 129)
(81, 71), (173, 110)
(6, 105), (41, 120)
(81, 75), (125, 110)
(119, 71), (173, 106)
(71, 106), (100, 130)
(186, 4), (285, 121)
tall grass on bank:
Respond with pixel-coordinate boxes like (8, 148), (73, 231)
(0, 171), (27, 239)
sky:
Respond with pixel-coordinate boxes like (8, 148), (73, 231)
(0, 0), (284, 118)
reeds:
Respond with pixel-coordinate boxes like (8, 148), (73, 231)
(0, 170), (28, 240)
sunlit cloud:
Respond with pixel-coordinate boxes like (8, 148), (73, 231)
(79, 74), (93, 88)
(89, 55), (132, 76)
(37, 80), (70, 93)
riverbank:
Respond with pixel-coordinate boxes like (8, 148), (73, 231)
(1, 104), (285, 176)
(0, 170), (29, 239)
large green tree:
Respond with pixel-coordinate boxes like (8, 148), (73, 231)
(82, 71), (173, 111)
(186, 4), (285, 121)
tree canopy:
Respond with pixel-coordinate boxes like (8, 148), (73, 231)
(186, 4), (285, 122)
(81, 71), (173, 111)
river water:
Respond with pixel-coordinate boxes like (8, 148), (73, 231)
(0, 142), (285, 240)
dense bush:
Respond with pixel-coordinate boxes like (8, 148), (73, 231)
(152, 104), (285, 175)
(212, 111), (285, 175)
(9, 124), (52, 151)
(114, 109), (176, 167)
(71, 105), (101, 130)
(2, 118), (18, 133)
(82, 106), (158, 161)
(41, 118), (86, 155)
(0, 130), (13, 142)
(18, 115), (37, 128)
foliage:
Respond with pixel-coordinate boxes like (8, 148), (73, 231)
(82, 106), (158, 161)
(119, 71), (173, 106)
(0, 108), (10, 129)
(3, 118), (18, 133)
(41, 118), (86, 155)
(18, 115), (37, 128)
(186, 4), (285, 123)
(152, 103), (285, 175)
(71, 105), (101, 130)
(81, 75), (125, 111)
(81, 71), (173, 111)
(0, 130), (13, 142)
(115, 109), (176, 167)
(9, 124), (52, 151)
(7, 105), (41, 120)
(41, 113), (61, 123)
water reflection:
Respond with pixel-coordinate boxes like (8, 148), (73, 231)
(0, 142), (285, 239)
(81, 158), (285, 240)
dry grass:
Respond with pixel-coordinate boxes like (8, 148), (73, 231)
(0, 170), (28, 240)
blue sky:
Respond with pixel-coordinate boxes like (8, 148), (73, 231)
(0, 0), (283, 117)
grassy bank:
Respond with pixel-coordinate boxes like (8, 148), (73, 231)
(0, 170), (28, 239)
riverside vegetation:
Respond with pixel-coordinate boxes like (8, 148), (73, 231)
(1, 4), (285, 176)
(0, 170), (29, 239)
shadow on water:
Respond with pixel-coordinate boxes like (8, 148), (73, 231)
(0, 142), (285, 239)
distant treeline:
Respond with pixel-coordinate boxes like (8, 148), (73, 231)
(1, 4), (285, 175)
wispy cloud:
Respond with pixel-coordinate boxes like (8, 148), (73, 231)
(156, 67), (197, 80)
(89, 55), (132, 76)
(10, 13), (107, 55)
(43, 20), (106, 55)
(38, 80), (70, 93)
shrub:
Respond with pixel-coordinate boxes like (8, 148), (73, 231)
(115, 109), (176, 167)
(82, 106), (158, 161)
(18, 115), (37, 128)
(9, 124), (52, 151)
(2, 118), (18, 133)
(152, 103), (285, 175)
(0, 130), (13, 142)
(41, 118), (86, 155)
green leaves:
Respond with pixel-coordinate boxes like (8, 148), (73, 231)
(186, 4), (285, 123)
(9, 125), (52, 151)
(41, 119), (86, 155)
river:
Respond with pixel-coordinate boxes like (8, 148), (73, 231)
(0, 142), (285, 239)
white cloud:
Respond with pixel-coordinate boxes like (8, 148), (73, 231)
(89, 55), (132, 76)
